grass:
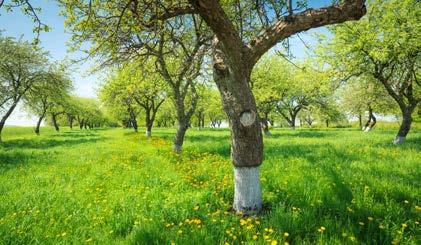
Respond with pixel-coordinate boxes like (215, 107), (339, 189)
(0, 126), (420, 244)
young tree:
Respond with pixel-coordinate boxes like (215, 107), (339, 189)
(24, 66), (73, 135)
(60, 0), (366, 213)
(0, 35), (48, 141)
(319, 0), (420, 144)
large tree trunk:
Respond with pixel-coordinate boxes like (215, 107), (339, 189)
(212, 40), (263, 214)
(394, 107), (414, 144)
(0, 101), (19, 142)
(173, 119), (188, 152)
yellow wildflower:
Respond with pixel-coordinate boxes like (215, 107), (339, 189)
(271, 240), (278, 245)
(284, 232), (289, 237)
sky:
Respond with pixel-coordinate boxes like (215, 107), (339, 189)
(0, 0), (332, 126)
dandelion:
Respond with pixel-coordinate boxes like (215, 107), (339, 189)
(61, 232), (67, 237)
(284, 232), (289, 237)
(404, 200), (409, 204)
(318, 226), (326, 233)
(415, 205), (421, 211)
(271, 240), (278, 245)
(368, 217), (374, 221)
(349, 236), (356, 241)
(401, 223), (407, 229)
(177, 230), (183, 235)
(252, 235), (258, 240)
(193, 205), (200, 211)
(268, 228), (274, 233)
(284, 242), (289, 245)
(85, 238), (93, 242)
(240, 219), (247, 226)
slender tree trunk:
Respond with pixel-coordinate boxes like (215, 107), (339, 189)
(68, 116), (74, 130)
(290, 114), (296, 130)
(0, 101), (19, 142)
(364, 107), (375, 132)
(325, 119), (329, 128)
(79, 119), (84, 130)
(35, 114), (45, 135)
(261, 114), (271, 136)
(358, 114), (362, 129)
(212, 40), (263, 214)
(145, 108), (151, 137)
(394, 107), (414, 144)
(52, 114), (59, 132)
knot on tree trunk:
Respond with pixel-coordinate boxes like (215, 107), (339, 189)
(239, 110), (256, 127)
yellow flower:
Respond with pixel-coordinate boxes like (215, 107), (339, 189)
(379, 224), (385, 229)
(240, 219), (247, 226)
(85, 238), (93, 242)
(193, 205), (200, 211)
(268, 228), (274, 233)
(368, 217), (374, 221)
(402, 223), (407, 229)
(284, 243), (289, 245)
(415, 205), (421, 211)
(271, 240), (278, 245)
(284, 232), (289, 237)
(404, 200), (409, 204)
(252, 235), (258, 240)
(177, 230), (183, 235)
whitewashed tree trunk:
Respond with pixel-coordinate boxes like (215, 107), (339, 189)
(393, 136), (405, 145)
(233, 166), (262, 214)
(145, 130), (151, 137)
(364, 126), (371, 132)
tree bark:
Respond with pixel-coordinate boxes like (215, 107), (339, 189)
(52, 114), (60, 132)
(394, 107), (414, 144)
(173, 120), (188, 152)
(325, 119), (329, 128)
(212, 39), (263, 214)
(363, 106), (376, 132)
(0, 101), (19, 142)
(35, 114), (45, 135)
(358, 114), (362, 129)
(261, 114), (271, 136)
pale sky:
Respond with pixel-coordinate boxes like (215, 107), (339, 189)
(0, 0), (331, 126)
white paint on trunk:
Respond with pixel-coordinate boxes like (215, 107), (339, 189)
(233, 166), (262, 214)
(145, 130), (151, 137)
(393, 136), (405, 145)
(173, 144), (182, 153)
(364, 126), (371, 132)
(240, 110), (256, 127)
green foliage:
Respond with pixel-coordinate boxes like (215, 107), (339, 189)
(317, 0), (420, 112)
(0, 126), (420, 244)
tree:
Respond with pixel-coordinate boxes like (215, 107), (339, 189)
(60, 0), (366, 213)
(100, 62), (167, 137)
(318, 0), (420, 144)
(24, 66), (73, 135)
(339, 76), (396, 131)
(0, 35), (48, 142)
(0, 0), (49, 44)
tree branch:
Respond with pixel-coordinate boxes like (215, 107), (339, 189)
(247, 0), (366, 66)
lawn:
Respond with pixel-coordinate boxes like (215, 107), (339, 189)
(0, 126), (420, 244)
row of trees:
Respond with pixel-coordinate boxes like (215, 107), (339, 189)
(0, 35), (109, 140)
(6, 0), (417, 214)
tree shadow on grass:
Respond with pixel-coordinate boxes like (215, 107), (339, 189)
(0, 136), (106, 150)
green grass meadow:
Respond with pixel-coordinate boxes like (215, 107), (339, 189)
(0, 126), (420, 244)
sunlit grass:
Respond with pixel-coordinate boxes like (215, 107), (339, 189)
(0, 126), (420, 244)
